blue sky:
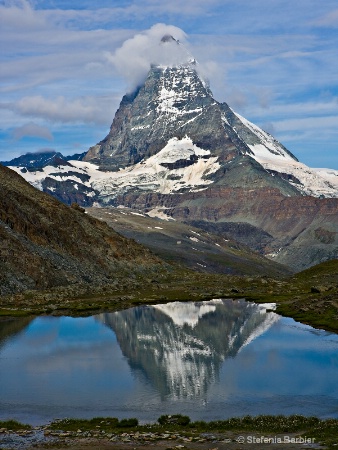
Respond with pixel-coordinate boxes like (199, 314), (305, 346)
(1, 0), (337, 168)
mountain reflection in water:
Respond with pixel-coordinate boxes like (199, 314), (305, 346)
(1, 299), (338, 424)
(96, 299), (278, 400)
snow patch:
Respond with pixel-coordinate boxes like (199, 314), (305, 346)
(147, 207), (175, 221)
(129, 211), (145, 217)
(233, 113), (338, 197)
(249, 145), (338, 197)
(9, 164), (92, 190)
(313, 168), (338, 189)
(92, 136), (220, 197)
(190, 230), (201, 236)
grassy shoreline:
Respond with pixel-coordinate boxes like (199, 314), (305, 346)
(0, 267), (337, 333)
(1, 415), (337, 449)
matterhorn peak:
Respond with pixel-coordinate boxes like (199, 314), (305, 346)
(154, 34), (194, 69)
(160, 34), (179, 44)
(159, 34), (197, 67)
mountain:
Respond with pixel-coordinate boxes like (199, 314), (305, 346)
(1, 150), (86, 169)
(4, 36), (338, 270)
(2, 150), (69, 169)
(2, 150), (97, 206)
(82, 56), (338, 199)
(0, 164), (163, 295)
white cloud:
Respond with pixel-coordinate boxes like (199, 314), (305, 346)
(109, 23), (190, 91)
(29, 0), (223, 30)
(274, 116), (338, 133)
(0, 2), (131, 93)
(11, 121), (53, 140)
(6, 95), (117, 125)
(140, 0), (222, 16)
(257, 98), (338, 120)
(0, 0), (47, 30)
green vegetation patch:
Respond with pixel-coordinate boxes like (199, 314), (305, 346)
(0, 419), (32, 431)
(0, 309), (31, 317)
(191, 414), (321, 433)
(158, 414), (191, 426)
(50, 417), (138, 432)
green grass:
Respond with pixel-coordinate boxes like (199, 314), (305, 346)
(50, 417), (138, 432)
(0, 419), (32, 431)
(0, 309), (31, 317)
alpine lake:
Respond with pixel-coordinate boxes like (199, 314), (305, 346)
(1, 298), (338, 426)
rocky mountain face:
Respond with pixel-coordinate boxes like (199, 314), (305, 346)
(4, 36), (338, 270)
(1, 151), (67, 169)
(82, 57), (337, 199)
(82, 64), (301, 199)
(0, 164), (163, 295)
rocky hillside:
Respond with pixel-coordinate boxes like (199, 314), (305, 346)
(0, 164), (163, 295)
(87, 185), (337, 271)
(87, 206), (290, 277)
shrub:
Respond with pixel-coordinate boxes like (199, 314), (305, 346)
(117, 418), (139, 428)
(158, 414), (191, 426)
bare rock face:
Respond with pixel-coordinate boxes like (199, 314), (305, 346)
(85, 65), (223, 168)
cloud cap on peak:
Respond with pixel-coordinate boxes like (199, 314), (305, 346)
(110, 23), (191, 91)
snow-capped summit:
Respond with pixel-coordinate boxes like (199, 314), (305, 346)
(6, 60), (338, 201)
(5, 58), (338, 201)
(82, 60), (338, 199)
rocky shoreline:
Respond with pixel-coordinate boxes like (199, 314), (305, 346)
(0, 425), (325, 450)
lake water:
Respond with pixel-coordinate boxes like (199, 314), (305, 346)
(1, 299), (337, 425)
